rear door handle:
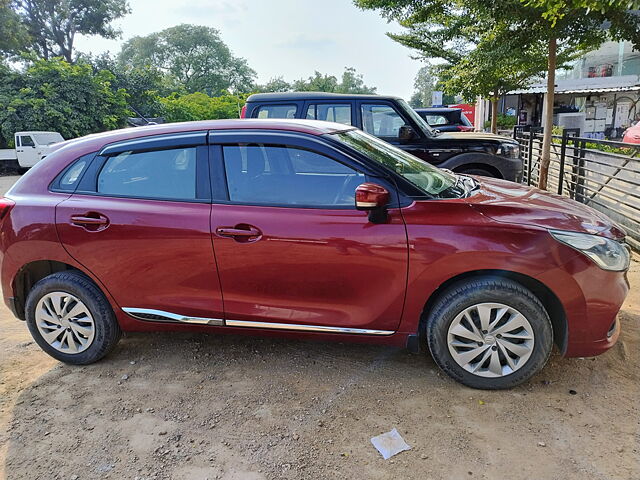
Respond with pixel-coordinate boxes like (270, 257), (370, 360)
(215, 224), (262, 242)
(70, 212), (110, 231)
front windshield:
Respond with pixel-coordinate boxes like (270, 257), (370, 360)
(397, 99), (436, 136)
(33, 133), (64, 145)
(333, 129), (461, 198)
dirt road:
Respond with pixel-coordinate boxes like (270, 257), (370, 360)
(0, 174), (638, 480)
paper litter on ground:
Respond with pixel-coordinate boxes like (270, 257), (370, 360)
(370, 428), (411, 459)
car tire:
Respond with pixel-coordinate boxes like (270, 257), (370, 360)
(25, 271), (121, 364)
(425, 276), (553, 389)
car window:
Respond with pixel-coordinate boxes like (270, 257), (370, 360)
(97, 147), (197, 200)
(256, 104), (298, 119)
(60, 160), (88, 189)
(20, 136), (35, 147)
(305, 104), (352, 125)
(360, 104), (406, 140)
(222, 144), (365, 207)
(425, 114), (450, 126)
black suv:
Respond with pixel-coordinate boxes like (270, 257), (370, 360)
(243, 93), (522, 181)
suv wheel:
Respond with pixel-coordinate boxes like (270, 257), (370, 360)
(25, 271), (121, 364)
(426, 276), (553, 389)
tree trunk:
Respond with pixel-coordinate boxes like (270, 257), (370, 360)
(538, 36), (557, 190)
(490, 97), (499, 134)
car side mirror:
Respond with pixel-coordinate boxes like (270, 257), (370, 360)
(398, 125), (417, 143)
(355, 183), (390, 223)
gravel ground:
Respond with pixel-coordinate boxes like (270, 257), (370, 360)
(0, 174), (638, 480)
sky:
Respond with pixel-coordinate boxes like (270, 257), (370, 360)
(75, 0), (423, 99)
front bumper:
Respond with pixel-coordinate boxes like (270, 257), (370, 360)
(538, 254), (629, 358)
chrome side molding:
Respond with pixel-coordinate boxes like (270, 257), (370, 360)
(123, 308), (394, 336)
(123, 308), (224, 326)
(225, 319), (394, 336)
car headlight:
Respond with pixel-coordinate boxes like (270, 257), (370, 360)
(549, 230), (630, 271)
(496, 142), (520, 159)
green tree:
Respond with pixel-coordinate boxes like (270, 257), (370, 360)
(355, 0), (640, 189)
(255, 76), (291, 93)
(409, 64), (436, 108)
(0, 0), (29, 56)
(292, 67), (376, 93)
(118, 24), (256, 95)
(89, 53), (178, 117)
(159, 92), (247, 122)
(11, 0), (130, 62)
(0, 58), (129, 143)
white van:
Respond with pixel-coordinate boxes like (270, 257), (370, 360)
(0, 131), (65, 169)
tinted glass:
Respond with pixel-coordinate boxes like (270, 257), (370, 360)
(425, 114), (450, 126)
(256, 104), (297, 119)
(20, 136), (35, 147)
(223, 145), (364, 206)
(332, 129), (461, 198)
(98, 147), (197, 200)
(305, 104), (352, 125)
(60, 160), (88, 189)
(360, 104), (405, 139)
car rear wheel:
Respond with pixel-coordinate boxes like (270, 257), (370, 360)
(25, 271), (121, 364)
(425, 276), (553, 389)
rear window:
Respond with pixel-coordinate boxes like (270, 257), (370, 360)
(255, 104), (298, 119)
(97, 147), (197, 200)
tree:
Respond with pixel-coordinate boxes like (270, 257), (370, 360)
(89, 53), (178, 117)
(336, 67), (377, 93)
(255, 76), (291, 93)
(409, 65), (436, 108)
(355, 0), (640, 189)
(11, 0), (130, 62)
(118, 24), (256, 95)
(0, 58), (129, 144)
(519, 1), (640, 189)
(292, 67), (376, 93)
(0, 0), (29, 56)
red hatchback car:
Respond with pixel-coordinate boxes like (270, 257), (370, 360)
(0, 119), (631, 389)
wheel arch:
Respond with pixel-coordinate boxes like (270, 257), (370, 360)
(438, 152), (506, 179)
(12, 260), (83, 320)
(419, 269), (568, 354)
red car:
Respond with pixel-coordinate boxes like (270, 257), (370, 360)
(623, 123), (640, 144)
(0, 120), (630, 389)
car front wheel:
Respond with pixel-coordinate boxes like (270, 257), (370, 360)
(25, 271), (121, 364)
(426, 276), (553, 389)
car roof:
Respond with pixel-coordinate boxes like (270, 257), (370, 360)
(53, 119), (354, 152)
(246, 92), (403, 102)
(414, 108), (462, 113)
(12, 119), (357, 196)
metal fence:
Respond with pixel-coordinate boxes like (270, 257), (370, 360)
(513, 126), (640, 249)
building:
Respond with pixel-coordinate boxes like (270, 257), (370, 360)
(496, 41), (640, 138)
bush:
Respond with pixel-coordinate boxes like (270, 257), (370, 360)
(0, 58), (129, 146)
(159, 92), (247, 122)
(484, 113), (517, 130)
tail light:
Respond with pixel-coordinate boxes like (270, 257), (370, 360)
(240, 105), (247, 118)
(0, 197), (15, 221)
(457, 126), (473, 132)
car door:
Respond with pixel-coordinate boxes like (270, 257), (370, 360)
(55, 132), (224, 323)
(209, 131), (408, 333)
(358, 101), (442, 165)
(303, 102), (354, 126)
(16, 134), (41, 167)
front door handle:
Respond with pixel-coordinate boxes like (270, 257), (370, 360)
(70, 212), (110, 231)
(216, 224), (262, 242)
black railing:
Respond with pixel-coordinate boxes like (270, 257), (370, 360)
(514, 127), (640, 249)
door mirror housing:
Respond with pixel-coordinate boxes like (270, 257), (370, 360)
(398, 125), (418, 143)
(355, 183), (390, 223)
